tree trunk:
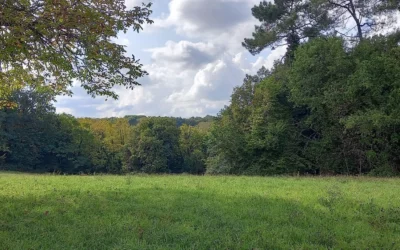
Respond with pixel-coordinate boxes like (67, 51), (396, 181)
(348, 0), (363, 41)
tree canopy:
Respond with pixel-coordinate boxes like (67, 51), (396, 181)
(1, 0), (400, 177)
(0, 0), (153, 106)
(243, 0), (400, 59)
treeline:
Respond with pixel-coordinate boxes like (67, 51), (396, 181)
(125, 115), (214, 127)
(208, 35), (400, 176)
(203, 0), (400, 176)
(0, 92), (210, 174)
(1, 0), (399, 176)
(1, 34), (400, 176)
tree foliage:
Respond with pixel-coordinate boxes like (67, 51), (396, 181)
(1, 1), (399, 177)
(243, 0), (333, 59)
(179, 124), (207, 174)
(123, 117), (183, 173)
(0, 0), (153, 106)
(209, 33), (400, 176)
(243, 0), (400, 60)
(0, 90), (120, 173)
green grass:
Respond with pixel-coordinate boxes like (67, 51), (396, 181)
(1, 173), (400, 249)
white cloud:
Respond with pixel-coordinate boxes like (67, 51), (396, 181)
(147, 40), (222, 68)
(150, 0), (261, 54)
(372, 12), (400, 36)
(185, 58), (244, 101)
(55, 39), (285, 118)
(55, 0), (285, 118)
(125, 0), (149, 9)
(252, 46), (287, 70)
(117, 37), (130, 46)
(154, 0), (253, 33)
(55, 107), (74, 115)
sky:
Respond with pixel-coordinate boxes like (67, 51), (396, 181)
(54, 0), (287, 118)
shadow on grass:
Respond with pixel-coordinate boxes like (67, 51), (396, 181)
(1, 186), (399, 250)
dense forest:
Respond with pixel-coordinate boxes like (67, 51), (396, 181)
(1, 0), (400, 176)
(0, 93), (213, 174)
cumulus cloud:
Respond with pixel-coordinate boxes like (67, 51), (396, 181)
(184, 58), (245, 101)
(55, 0), (286, 118)
(151, 0), (261, 54)
(147, 41), (222, 69)
(55, 39), (286, 118)
(154, 0), (252, 33)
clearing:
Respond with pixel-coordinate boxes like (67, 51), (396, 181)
(1, 172), (400, 249)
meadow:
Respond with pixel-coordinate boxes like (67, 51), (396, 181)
(1, 172), (400, 249)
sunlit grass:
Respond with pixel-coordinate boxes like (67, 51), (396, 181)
(1, 172), (400, 249)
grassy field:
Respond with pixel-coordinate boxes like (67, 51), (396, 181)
(1, 173), (400, 249)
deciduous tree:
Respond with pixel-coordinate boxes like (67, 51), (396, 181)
(0, 0), (153, 106)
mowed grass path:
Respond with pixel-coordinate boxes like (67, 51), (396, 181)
(1, 173), (400, 249)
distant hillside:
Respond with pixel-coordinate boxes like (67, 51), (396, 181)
(76, 115), (215, 128)
(124, 115), (215, 127)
